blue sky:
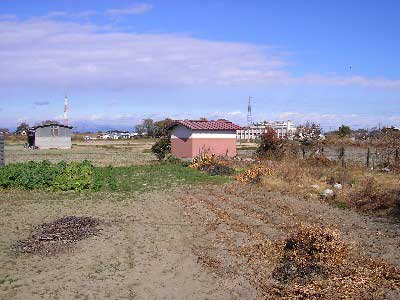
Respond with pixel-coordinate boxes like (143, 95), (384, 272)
(0, 0), (399, 131)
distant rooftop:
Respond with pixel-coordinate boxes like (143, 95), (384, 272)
(168, 119), (241, 131)
(33, 123), (73, 129)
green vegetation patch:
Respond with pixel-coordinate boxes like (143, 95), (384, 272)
(0, 161), (229, 193)
(94, 163), (230, 193)
(0, 161), (94, 191)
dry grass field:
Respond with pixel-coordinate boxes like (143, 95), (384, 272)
(1, 140), (400, 300)
(5, 140), (157, 166)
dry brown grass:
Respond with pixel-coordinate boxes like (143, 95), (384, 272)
(265, 225), (400, 300)
(4, 139), (156, 166)
(348, 177), (399, 213)
(235, 155), (400, 217)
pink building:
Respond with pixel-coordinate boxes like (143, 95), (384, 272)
(168, 120), (241, 159)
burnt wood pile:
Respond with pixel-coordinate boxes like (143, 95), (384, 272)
(14, 216), (100, 255)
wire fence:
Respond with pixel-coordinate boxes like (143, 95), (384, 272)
(300, 146), (400, 169)
(0, 134), (4, 167)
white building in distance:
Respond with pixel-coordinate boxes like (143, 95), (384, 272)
(237, 120), (297, 141)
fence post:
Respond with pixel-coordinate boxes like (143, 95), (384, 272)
(0, 133), (4, 167)
(302, 148), (305, 159)
(366, 148), (370, 168)
(339, 147), (345, 167)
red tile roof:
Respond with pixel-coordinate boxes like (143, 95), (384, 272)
(168, 119), (241, 131)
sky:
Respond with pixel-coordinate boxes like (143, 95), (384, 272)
(0, 0), (399, 131)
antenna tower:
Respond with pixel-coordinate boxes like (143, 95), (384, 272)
(247, 96), (253, 127)
(64, 95), (68, 126)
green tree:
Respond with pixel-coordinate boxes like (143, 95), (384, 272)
(337, 125), (351, 138)
(154, 118), (173, 137)
(143, 118), (156, 137)
(16, 122), (29, 135)
(134, 124), (146, 135)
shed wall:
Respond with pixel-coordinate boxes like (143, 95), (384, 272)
(170, 138), (193, 158)
(170, 125), (237, 158)
(35, 137), (72, 149)
(191, 138), (237, 157)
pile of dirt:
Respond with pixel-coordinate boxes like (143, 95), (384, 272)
(14, 216), (100, 255)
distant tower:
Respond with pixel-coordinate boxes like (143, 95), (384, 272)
(247, 96), (253, 127)
(64, 95), (68, 126)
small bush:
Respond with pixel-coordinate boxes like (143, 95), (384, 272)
(256, 127), (284, 158)
(151, 137), (171, 160)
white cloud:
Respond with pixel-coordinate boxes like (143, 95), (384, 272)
(0, 17), (399, 92)
(105, 3), (153, 17)
(44, 3), (152, 20)
(0, 18), (286, 90)
(275, 111), (398, 130)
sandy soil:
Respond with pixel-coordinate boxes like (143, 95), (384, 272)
(1, 183), (400, 299)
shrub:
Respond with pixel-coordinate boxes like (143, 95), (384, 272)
(256, 127), (283, 158)
(151, 137), (171, 160)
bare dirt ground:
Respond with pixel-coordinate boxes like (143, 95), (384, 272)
(0, 189), (245, 300)
(1, 183), (400, 299)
